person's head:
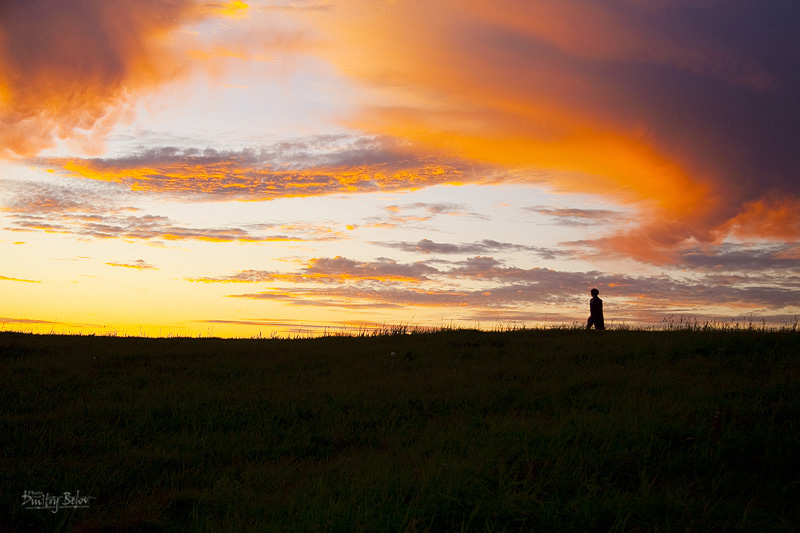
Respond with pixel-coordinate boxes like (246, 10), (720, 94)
(590, 288), (599, 297)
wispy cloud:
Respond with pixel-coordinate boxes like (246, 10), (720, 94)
(228, 289), (403, 309)
(106, 259), (158, 270)
(0, 275), (40, 283)
(0, 316), (105, 330)
(189, 256), (438, 284)
(0, 317), (56, 325)
(354, 201), (494, 231)
(526, 207), (623, 226)
(374, 238), (570, 260)
(1, 180), (347, 243)
(399, 202), (490, 220)
(5, 211), (310, 243)
(196, 318), (380, 335)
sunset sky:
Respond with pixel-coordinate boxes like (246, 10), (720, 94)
(2, 0), (799, 336)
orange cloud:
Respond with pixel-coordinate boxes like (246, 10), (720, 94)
(0, 275), (40, 283)
(0, 0), (257, 158)
(106, 259), (158, 270)
(305, 0), (800, 260)
(0, 1), (196, 157)
(200, 1), (250, 19)
(55, 158), (459, 199)
(724, 197), (800, 241)
(37, 138), (484, 200)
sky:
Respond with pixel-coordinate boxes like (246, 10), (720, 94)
(1, 0), (799, 337)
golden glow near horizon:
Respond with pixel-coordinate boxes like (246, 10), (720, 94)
(2, 1), (800, 336)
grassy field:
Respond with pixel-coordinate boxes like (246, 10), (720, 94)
(1, 327), (799, 532)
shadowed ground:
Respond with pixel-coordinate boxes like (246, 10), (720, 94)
(2, 328), (799, 531)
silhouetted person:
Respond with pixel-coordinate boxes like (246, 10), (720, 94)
(586, 288), (605, 330)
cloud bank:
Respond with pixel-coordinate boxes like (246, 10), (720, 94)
(307, 0), (800, 259)
(189, 252), (800, 322)
(17, 1), (799, 263)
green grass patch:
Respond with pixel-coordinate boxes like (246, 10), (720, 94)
(2, 328), (799, 531)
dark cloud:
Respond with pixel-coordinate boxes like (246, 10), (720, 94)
(680, 244), (800, 272)
(566, 238), (800, 272)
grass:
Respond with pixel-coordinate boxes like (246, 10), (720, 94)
(1, 327), (799, 531)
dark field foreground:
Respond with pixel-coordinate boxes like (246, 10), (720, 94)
(2, 329), (799, 532)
